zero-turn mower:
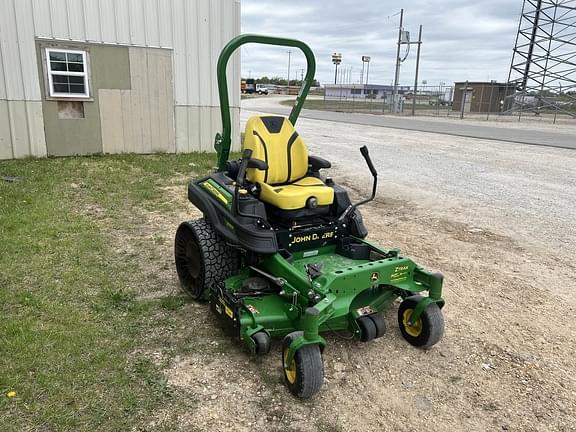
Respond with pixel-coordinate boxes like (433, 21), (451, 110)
(175, 34), (445, 398)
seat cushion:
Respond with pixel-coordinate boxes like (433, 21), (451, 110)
(259, 177), (334, 210)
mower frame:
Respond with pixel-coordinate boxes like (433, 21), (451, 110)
(176, 33), (445, 398)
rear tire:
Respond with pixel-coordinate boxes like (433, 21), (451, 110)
(174, 219), (239, 300)
(282, 331), (324, 398)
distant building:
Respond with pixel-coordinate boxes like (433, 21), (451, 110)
(324, 84), (411, 100)
(452, 82), (515, 113)
(0, 0), (240, 160)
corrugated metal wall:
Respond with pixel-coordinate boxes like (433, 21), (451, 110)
(0, 0), (241, 158)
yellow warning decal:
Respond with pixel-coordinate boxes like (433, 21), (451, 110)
(200, 180), (230, 207)
(225, 306), (234, 318)
(390, 265), (409, 283)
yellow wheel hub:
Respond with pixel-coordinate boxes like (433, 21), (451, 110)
(283, 349), (297, 384)
(402, 309), (423, 337)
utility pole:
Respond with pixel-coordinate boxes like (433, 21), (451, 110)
(411, 25), (423, 116)
(361, 61), (365, 85)
(287, 50), (291, 88)
(300, 68), (304, 82)
(365, 57), (370, 85)
(392, 8), (404, 113)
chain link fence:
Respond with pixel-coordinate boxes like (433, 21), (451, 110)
(319, 83), (576, 124)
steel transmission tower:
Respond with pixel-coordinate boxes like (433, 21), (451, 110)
(507, 0), (576, 117)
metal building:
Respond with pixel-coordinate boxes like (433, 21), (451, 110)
(0, 0), (240, 159)
(452, 82), (515, 113)
(324, 84), (411, 100)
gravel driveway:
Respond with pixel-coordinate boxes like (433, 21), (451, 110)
(166, 96), (576, 431)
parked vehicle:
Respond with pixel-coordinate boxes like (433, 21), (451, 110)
(241, 78), (256, 94)
(256, 84), (269, 95)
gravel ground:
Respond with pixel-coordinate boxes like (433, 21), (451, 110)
(241, 96), (576, 258)
(147, 98), (576, 431)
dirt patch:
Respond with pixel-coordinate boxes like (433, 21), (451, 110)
(82, 172), (576, 431)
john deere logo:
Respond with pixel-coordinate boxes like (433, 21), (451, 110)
(370, 272), (379, 282)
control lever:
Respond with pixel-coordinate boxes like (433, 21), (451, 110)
(339, 146), (378, 221)
(360, 145), (378, 179)
(236, 148), (253, 186)
(233, 149), (271, 228)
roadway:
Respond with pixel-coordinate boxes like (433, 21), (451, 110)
(241, 96), (576, 150)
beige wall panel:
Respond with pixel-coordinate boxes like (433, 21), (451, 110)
(143, 0), (160, 47)
(66, 0), (87, 41)
(174, 106), (189, 153)
(128, 0), (147, 46)
(158, 1), (173, 48)
(13, 1), (41, 100)
(171, 0), (187, 104)
(0, 101), (14, 159)
(0, 1), (24, 100)
(0, 37), (6, 100)
(156, 51), (175, 153)
(48, 0), (69, 40)
(83, 0), (103, 42)
(99, 89), (124, 154)
(114, 0), (131, 43)
(31, 0), (52, 38)
(147, 54), (162, 152)
(100, 48), (175, 154)
(26, 101), (47, 157)
(120, 90), (134, 153)
(8, 101), (31, 158)
(99, 0), (118, 44)
(174, 106), (239, 154)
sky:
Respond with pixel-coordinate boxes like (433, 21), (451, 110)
(240, 0), (523, 87)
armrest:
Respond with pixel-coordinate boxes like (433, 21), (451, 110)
(247, 158), (268, 171)
(308, 155), (331, 171)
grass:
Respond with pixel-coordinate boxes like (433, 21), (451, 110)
(0, 153), (218, 431)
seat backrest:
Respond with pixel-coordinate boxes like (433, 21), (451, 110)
(243, 115), (308, 185)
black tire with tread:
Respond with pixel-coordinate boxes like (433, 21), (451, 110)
(282, 331), (324, 399)
(398, 295), (444, 349)
(252, 331), (271, 355)
(174, 218), (239, 300)
(369, 314), (386, 339)
(357, 316), (377, 342)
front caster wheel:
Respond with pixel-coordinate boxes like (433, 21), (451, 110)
(357, 314), (385, 342)
(398, 295), (444, 349)
(252, 331), (271, 355)
(282, 331), (324, 398)
(369, 313), (386, 338)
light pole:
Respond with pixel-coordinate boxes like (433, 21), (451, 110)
(331, 52), (342, 85)
(362, 56), (371, 86)
(287, 50), (292, 89)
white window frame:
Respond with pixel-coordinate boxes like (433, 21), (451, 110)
(45, 48), (90, 98)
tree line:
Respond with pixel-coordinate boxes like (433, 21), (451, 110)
(243, 76), (321, 87)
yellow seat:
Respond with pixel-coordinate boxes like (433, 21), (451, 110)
(243, 115), (334, 211)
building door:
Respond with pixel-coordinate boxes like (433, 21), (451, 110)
(464, 90), (473, 112)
